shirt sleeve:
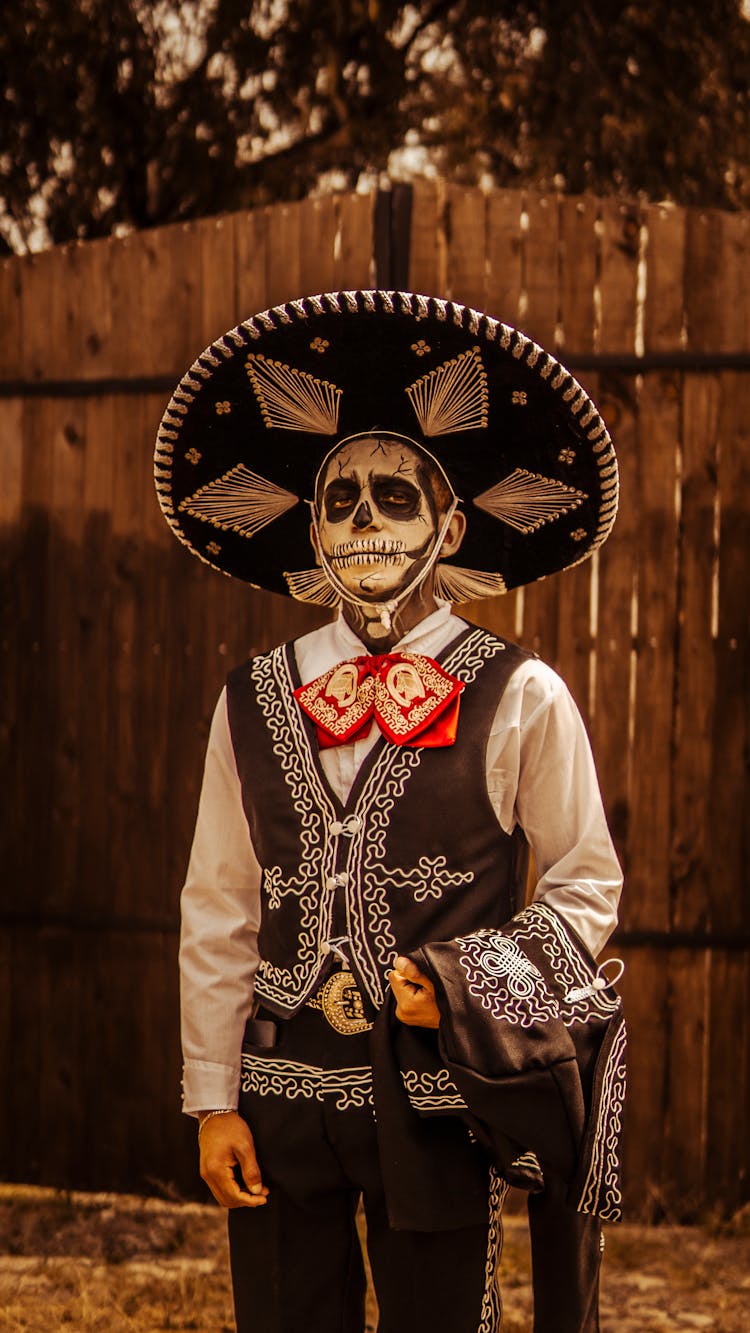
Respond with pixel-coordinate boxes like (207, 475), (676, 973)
(486, 659), (623, 957)
(179, 687), (261, 1116)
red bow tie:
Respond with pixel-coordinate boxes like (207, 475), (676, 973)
(294, 652), (464, 749)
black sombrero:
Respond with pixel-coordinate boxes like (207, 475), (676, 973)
(154, 290), (617, 606)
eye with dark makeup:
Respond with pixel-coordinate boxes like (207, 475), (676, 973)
(371, 477), (422, 518)
(323, 479), (360, 521)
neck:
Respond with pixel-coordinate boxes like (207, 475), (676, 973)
(342, 582), (439, 652)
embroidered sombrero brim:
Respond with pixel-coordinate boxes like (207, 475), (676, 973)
(154, 291), (617, 605)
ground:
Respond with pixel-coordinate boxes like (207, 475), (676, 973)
(0, 1185), (748, 1332)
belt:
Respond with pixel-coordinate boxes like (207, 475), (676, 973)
(306, 969), (373, 1035)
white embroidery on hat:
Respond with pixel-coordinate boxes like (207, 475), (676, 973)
(473, 467), (587, 534)
(179, 464), (299, 538)
(406, 346), (488, 437)
(434, 565), (507, 603)
(246, 353), (342, 434)
(284, 567), (341, 607)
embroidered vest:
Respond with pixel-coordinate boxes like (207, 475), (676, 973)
(226, 624), (532, 1018)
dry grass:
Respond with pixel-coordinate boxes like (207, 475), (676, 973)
(0, 1185), (748, 1332)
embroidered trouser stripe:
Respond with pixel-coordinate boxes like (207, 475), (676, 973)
(478, 1168), (509, 1333)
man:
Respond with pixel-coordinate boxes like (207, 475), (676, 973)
(155, 289), (623, 1332)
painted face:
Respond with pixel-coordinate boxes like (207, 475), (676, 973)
(315, 435), (448, 602)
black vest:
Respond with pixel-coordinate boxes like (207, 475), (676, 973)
(226, 622), (532, 1018)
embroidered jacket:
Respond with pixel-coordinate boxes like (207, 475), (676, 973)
(225, 625), (532, 1019)
(409, 902), (627, 1222)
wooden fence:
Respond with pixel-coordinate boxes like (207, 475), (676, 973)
(1, 183), (748, 1216)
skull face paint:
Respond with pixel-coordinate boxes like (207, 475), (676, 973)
(315, 434), (451, 603)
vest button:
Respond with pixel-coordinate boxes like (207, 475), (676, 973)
(329, 821), (344, 836)
(342, 814), (363, 836)
(326, 872), (349, 890)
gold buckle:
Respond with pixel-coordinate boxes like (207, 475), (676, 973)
(318, 971), (372, 1035)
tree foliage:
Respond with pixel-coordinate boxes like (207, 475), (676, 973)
(2, 0), (750, 252)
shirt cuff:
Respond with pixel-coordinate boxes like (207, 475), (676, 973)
(181, 1058), (241, 1118)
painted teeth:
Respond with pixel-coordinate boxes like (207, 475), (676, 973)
(331, 550), (407, 569)
(331, 539), (405, 557)
(329, 539), (406, 569)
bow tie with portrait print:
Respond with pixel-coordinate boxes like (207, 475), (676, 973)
(294, 652), (464, 748)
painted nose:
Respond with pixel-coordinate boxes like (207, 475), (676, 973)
(352, 500), (373, 529)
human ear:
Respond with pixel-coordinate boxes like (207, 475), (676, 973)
(438, 509), (467, 558)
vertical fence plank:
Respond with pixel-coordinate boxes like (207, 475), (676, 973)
(617, 946), (670, 1216)
(78, 395), (116, 914)
(265, 200), (304, 308)
(484, 189), (523, 326)
(670, 375), (721, 930)
(597, 198), (641, 355)
(685, 210), (750, 354)
(333, 191), (375, 291)
(0, 256), (25, 379)
(626, 371), (680, 933)
(643, 203), (686, 353)
(235, 206), (269, 316)
(704, 951), (750, 1212)
(408, 180), (442, 297)
(591, 376), (638, 873)
(661, 950), (709, 1215)
(711, 372), (750, 931)
(48, 397), (87, 914)
(199, 213), (238, 346)
(558, 195), (598, 356)
(299, 195), (339, 296)
(520, 192), (559, 349)
(443, 185), (486, 310)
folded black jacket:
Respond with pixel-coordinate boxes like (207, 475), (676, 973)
(371, 901), (626, 1228)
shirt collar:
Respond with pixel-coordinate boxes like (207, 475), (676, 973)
(332, 599), (455, 658)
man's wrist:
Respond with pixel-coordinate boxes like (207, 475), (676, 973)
(197, 1107), (236, 1137)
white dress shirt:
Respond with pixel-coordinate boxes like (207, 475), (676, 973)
(180, 603), (623, 1114)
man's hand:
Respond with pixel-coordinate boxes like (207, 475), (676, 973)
(389, 955), (441, 1028)
(199, 1112), (269, 1209)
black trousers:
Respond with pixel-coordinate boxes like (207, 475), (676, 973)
(228, 1007), (505, 1333)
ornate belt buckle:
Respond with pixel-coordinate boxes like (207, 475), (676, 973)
(319, 970), (372, 1035)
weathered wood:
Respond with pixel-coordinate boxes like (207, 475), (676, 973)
(443, 184), (487, 310)
(521, 192), (559, 349)
(704, 950), (750, 1212)
(408, 180), (442, 297)
(670, 375), (721, 931)
(685, 209), (750, 354)
(332, 190), (374, 291)
(199, 213), (239, 347)
(265, 200), (304, 309)
(234, 206), (270, 317)
(0, 256), (24, 380)
(591, 374), (639, 878)
(643, 203), (686, 353)
(660, 949), (709, 1215)
(558, 195), (598, 356)
(484, 189), (523, 327)
(1, 187), (749, 1219)
(616, 945), (670, 1217)
(711, 372), (750, 931)
(597, 197), (641, 355)
(298, 195), (339, 297)
(626, 371), (680, 933)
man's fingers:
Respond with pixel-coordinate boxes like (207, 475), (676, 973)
(199, 1113), (268, 1209)
(393, 955), (431, 986)
(389, 965), (441, 1029)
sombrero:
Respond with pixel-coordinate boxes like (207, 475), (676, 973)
(154, 290), (617, 606)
